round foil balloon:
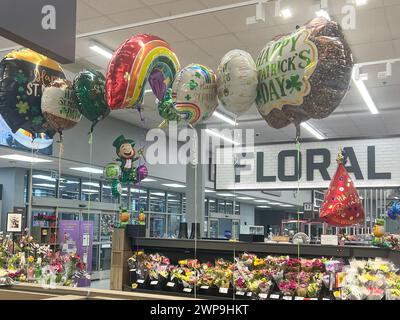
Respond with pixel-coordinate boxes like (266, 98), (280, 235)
(104, 162), (121, 180)
(41, 79), (81, 135)
(0, 48), (66, 137)
(73, 69), (110, 132)
(217, 50), (258, 116)
(136, 164), (148, 182)
(106, 34), (180, 111)
(255, 17), (353, 130)
(171, 64), (218, 126)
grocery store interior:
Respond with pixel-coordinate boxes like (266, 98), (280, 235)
(0, 0), (399, 301)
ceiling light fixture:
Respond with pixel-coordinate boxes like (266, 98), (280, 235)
(82, 189), (99, 193)
(89, 40), (113, 59)
(301, 122), (326, 140)
(217, 193), (235, 197)
(205, 189), (216, 193)
(0, 154), (52, 163)
(257, 205), (271, 208)
(82, 182), (100, 188)
(280, 8), (292, 19)
(268, 202), (283, 205)
(237, 197), (255, 200)
(355, 0), (367, 6)
(33, 183), (56, 188)
(205, 129), (240, 146)
(151, 192), (165, 196)
(162, 183), (186, 188)
(280, 204), (294, 207)
(254, 199), (270, 203)
(32, 175), (56, 182)
(352, 68), (379, 114)
(315, 9), (331, 20)
(213, 111), (238, 126)
(70, 167), (103, 174)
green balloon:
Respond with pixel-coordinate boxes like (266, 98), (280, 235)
(104, 162), (121, 180)
(73, 69), (110, 132)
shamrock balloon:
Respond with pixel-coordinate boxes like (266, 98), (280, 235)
(73, 69), (110, 133)
(256, 17), (353, 131)
(41, 79), (82, 137)
(0, 48), (66, 137)
(217, 50), (258, 116)
(159, 64), (218, 127)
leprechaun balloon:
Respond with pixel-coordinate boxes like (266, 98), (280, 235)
(41, 79), (82, 137)
(0, 48), (66, 137)
(255, 17), (353, 130)
(73, 69), (110, 133)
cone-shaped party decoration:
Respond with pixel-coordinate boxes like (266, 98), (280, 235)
(320, 151), (365, 226)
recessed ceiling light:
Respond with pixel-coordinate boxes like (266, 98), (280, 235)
(33, 183), (56, 188)
(280, 204), (294, 207)
(82, 189), (99, 193)
(32, 175), (56, 182)
(205, 189), (216, 193)
(0, 154), (52, 163)
(280, 8), (292, 19)
(257, 205), (271, 208)
(205, 129), (240, 146)
(301, 122), (326, 140)
(82, 182), (100, 188)
(141, 178), (157, 182)
(162, 183), (186, 188)
(352, 69), (379, 114)
(315, 9), (331, 20)
(268, 202), (283, 205)
(70, 167), (103, 174)
(355, 0), (367, 6)
(217, 193), (235, 197)
(254, 199), (270, 203)
(237, 197), (255, 200)
(213, 111), (238, 126)
(89, 40), (113, 59)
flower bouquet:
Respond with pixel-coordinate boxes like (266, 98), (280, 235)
(386, 289), (400, 300)
(278, 279), (297, 296)
(285, 258), (301, 272)
(258, 278), (272, 294)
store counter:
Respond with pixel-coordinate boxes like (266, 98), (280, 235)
(129, 237), (400, 265)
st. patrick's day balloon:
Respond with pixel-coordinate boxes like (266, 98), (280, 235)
(106, 34), (180, 111)
(0, 48), (66, 137)
(73, 69), (110, 132)
(255, 17), (353, 130)
(41, 79), (82, 136)
(160, 64), (218, 127)
(217, 50), (258, 116)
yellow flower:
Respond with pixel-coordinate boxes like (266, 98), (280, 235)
(27, 256), (34, 263)
(254, 258), (265, 267)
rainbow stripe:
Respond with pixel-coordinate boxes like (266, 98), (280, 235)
(175, 103), (201, 124)
(123, 39), (180, 108)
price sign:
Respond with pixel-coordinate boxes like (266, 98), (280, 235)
(283, 296), (292, 300)
(236, 291), (245, 296)
(295, 296), (304, 300)
(246, 292), (253, 297)
(200, 286), (209, 290)
(136, 279), (145, 284)
(183, 288), (192, 293)
(270, 294), (280, 299)
(150, 281), (158, 286)
(259, 293), (268, 300)
(219, 287), (229, 294)
(166, 282), (175, 288)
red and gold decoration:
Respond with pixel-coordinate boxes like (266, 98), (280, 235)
(320, 150), (365, 226)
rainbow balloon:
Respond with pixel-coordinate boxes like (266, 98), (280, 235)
(106, 34), (180, 110)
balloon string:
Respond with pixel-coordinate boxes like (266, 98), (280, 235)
(295, 132), (301, 275)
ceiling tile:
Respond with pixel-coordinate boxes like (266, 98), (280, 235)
(170, 14), (229, 39)
(84, 0), (145, 15)
(172, 40), (214, 67)
(351, 40), (395, 62)
(108, 7), (159, 25)
(385, 5), (400, 38)
(77, 16), (118, 34)
(77, 0), (103, 21)
(194, 34), (245, 60)
(235, 26), (282, 54)
(150, 0), (205, 16)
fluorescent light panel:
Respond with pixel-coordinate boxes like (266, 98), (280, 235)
(162, 183), (186, 188)
(237, 197), (255, 200)
(213, 111), (237, 126)
(352, 71), (379, 114)
(70, 167), (103, 174)
(301, 122), (326, 140)
(217, 193), (235, 197)
(32, 175), (56, 182)
(205, 189), (215, 193)
(0, 154), (52, 163)
(355, 0), (367, 5)
(280, 204), (294, 207)
(257, 205), (271, 208)
(205, 129), (240, 146)
(89, 40), (113, 59)
(82, 182), (100, 188)
(280, 8), (292, 19)
(254, 199), (270, 203)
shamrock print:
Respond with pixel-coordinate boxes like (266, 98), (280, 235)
(16, 101), (29, 114)
(15, 70), (27, 85)
(18, 86), (25, 94)
(185, 94), (191, 101)
(32, 116), (43, 126)
(286, 74), (303, 94)
(188, 80), (198, 90)
(194, 72), (201, 79)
